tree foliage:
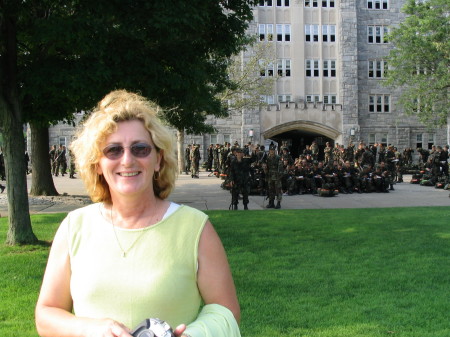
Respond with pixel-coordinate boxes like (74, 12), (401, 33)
(218, 40), (276, 113)
(19, 0), (258, 131)
(1, 0), (257, 244)
(386, 0), (450, 127)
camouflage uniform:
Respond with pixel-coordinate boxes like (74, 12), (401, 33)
(264, 149), (283, 208)
(229, 149), (252, 210)
(190, 145), (201, 178)
(324, 143), (333, 165)
(69, 149), (76, 178)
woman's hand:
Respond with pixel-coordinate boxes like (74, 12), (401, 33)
(85, 318), (132, 337)
(173, 323), (186, 337)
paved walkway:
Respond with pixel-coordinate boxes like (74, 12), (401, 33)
(0, 172), (449, 216)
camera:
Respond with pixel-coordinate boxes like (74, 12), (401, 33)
(130, 318), (175, 337)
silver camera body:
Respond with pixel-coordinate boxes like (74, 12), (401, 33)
(131, 318), (175, 337)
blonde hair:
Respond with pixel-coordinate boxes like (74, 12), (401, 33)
(71, 90), (177, 203)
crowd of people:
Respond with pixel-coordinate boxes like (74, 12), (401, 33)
(204, 140), (450, 210)
(48, 144), (77, 178)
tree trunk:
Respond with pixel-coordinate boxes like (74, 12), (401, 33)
(0, 11), (37, 245)
(177, 129), (185, 174)
(29, 124), (58, 196)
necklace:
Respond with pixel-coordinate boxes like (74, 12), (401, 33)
(110, 206), (148, 258)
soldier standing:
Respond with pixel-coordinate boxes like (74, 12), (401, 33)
(310, 141), (319, 161)
(60, 145), (67, 176)
(54, 145), (65, 176)
(213, 144), (220, 173)
(206, 144), (214, 172)
(184, 145), (191, 175)
(324, 142), (333, 165)
(229, 148), (251, 210)
(264, 145), (283, 209)
(190, 144), (201, 178)
(69, 149), (76, 179)
(49, 145), (57, 176)
(385, 146), (396, 190)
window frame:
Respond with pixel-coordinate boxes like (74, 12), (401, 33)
(368, 25), (390, 44)
(323, 60), (336, 77)
(368, 59), (388, 78)
(369, 94), (390, 113)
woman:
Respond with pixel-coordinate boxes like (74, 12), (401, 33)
(35, 90), (240, 337)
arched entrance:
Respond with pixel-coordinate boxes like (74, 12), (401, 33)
(262, 121), (341, 160)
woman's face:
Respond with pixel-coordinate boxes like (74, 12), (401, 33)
(97, 120), (161, 200)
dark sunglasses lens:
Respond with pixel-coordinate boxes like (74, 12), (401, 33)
(131, 144), (152, 158)
(103, 145), (124, 159)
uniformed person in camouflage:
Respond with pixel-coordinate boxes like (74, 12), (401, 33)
(190, 144), (201, 178)
(264, 145), (283, 209)
(229, 148), (252, 210)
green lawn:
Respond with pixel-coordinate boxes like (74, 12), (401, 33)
(1, 207), (449, 337)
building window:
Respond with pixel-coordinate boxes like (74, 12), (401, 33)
(305, 25), (319, 42)
(368, 60), (388, 78)
(306, 60), (320, 77)
(368, 25), (389, 44)
(322, 0), (335, 7)
(277, 24), (291, 42)
(59, 137), (67, 146)
(428, 134), (435, 149)
(306, 95), (320, 103)
(260, 95), (275, 104)
(368, 134), (376, 145)
(323, 60), (336, 77)
(305, 0), (318, 7)
(210, 134), (218, 145)
(380, 134), (388, 146)
(322, 25), (336, 42)
(277, 0), (290, 6)
(259, 24), (274, 42)
(278, 95), (292, 102)
(323, 95), (337, 104)
(224, 134), (231, 144)
(277, 59), (291, 77)
(259, 0), (273, 6)
(367, 0), (389, 9)
(416, 134), (423, 149)
(369, 95), (390, 113)
(260, 61), (274, 77)
(268, 63), (274, 76)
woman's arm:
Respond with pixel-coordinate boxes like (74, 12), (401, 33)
(196, 220), (240, 323)
(35, 222), (131, 337)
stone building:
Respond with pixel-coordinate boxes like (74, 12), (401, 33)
(46, 0), (448, 162)
(185, 0), (448, 160)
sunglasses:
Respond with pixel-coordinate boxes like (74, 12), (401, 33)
(102, 143), (153, 160)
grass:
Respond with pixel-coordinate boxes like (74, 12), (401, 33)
(1, 208), (449, 337)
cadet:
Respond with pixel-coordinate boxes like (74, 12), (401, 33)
(324, 142), (333, 165)
(184, 145), (191, 175)
(69, 149), (76, 179)
(264, 145), (283, 209)
(229, 147), (251, 210)
(49, 145), (57, 176)
(190, 144), (201, 178)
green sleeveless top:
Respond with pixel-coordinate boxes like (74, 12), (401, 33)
(64, 203), (207, 330)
